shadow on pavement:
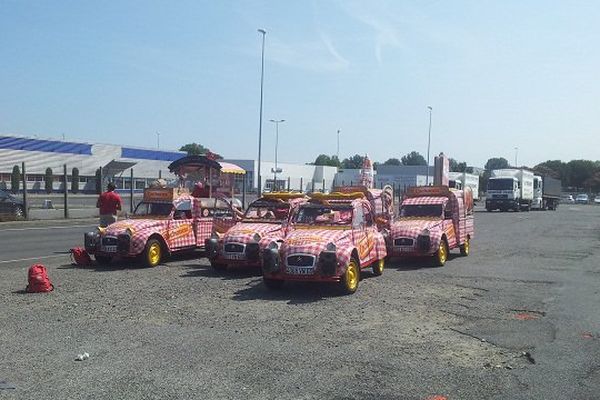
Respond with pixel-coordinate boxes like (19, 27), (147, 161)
(387, 254), (460, 270)
(180, 264), (263, 280)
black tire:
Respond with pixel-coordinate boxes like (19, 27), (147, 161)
(94, 255), (112, 265)
(14, 205), (24, 220)
(263, 278), (284, 290)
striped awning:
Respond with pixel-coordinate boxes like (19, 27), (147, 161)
(219, 161), (246, 175)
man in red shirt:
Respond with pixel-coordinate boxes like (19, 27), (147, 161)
(97, 182), (122, 227)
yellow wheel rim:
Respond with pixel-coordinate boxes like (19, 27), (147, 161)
(346, 260), (359, 291)
(148, 243), (161, 266)
(374, 258), (384, 274)
(464, 238), (470, 255)
(438, 241), (447, 265)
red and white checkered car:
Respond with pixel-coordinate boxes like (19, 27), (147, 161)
(84, 194), (239, 267)
(204, 194), (307, 269)
(262, 191), (388, 294)
(389, 186), (474, 266)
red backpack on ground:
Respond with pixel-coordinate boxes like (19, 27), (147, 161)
(26, 264), (54, 293)
(70, 247), (92, 266)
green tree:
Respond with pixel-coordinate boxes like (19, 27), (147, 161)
(11, 165), (20, 194)
(45, 167), (53, 194)
(71, 167), (79, 193)
(566, 160), (597, 189)
(341, 154), (365, 169)
(313, 154), (340, 167)
(484, 157), (509, 171)
(179, 143), (222, 159)
(383, 158), (401, 166)
(401, 151), (427, 166)
(449, 158), (467, 172)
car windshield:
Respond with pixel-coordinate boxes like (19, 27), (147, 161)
(400, 204), (442, 218)
(487, 179), (514, 190)
(133, 202), (173, 217)
(576, 194), (588, 199)
(293, 204), (353, 226)
(244, 203), (289, 222)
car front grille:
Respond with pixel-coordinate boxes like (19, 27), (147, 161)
(287, 255), (316, 267)
(394, 238), (414, 246)
(102, 236), (118, 246)
(224, 243), (245, 253)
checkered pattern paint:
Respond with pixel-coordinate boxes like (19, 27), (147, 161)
(94, 196), (240, 257)
(266, 198), (387, 282)
(390, 188), (474, 257)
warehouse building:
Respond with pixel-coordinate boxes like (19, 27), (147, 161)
(0, 134), (338, 194)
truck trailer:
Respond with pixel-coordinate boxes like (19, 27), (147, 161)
(486, 169), (534, 212)
(532, 175), (561, 210)
(449, 172), (480, 200)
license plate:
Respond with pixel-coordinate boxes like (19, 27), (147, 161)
(101, 245), (117, 253)
(224, 253), (245, 260)
(286, 266), (314, 275)
(397, 246), (412, 252)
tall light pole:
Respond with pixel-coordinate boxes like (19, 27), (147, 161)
(426, 106), (433, 185)
(156, 131), (160, 149)
(257, 28), (267, 194)
(336, 129), (341, 161)
(514, 147), (519, 167)
(269, 119), (285, 190)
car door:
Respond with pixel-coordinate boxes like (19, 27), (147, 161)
(166, 199), (196, 250)
(352, 203), (371, 266)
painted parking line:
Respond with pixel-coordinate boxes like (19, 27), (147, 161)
(0, 254), (68, 264)
(0, 224), (96, 232)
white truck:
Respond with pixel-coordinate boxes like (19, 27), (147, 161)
(486, 169), (534, 212)
(449, 172), (480, 200)
(532, 175), (561, 211)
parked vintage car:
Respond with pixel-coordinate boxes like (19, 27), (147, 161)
(389, 186), (474, 266)
(84, 188), (239, 266)
(204, 192), (308, 270)
(262, 190), (388, 294)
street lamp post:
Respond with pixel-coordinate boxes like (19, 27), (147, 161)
(257, 28), (267, 194)
(514, 147), (519, 167)
(270, 119), (285, 190)
(156, 131), (160, 149)
(336, 129), (341, 161)
(426, 106), (433, 185)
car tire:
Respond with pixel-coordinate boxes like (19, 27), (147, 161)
(339, 257), (360, 294)
(460, 238), (470, 256)
(263, 278), (284, 290)
(14, 205), (24, 220)
(435, 239), (448, 266)
(143, 239), (163, 267)
(372, 258), (384, 276)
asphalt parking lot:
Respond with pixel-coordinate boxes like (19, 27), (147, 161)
(1, 205), (599, 400)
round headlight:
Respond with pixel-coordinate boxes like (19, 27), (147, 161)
(268, 241), (278, 250)
(420, 229), (430, 236)
(326, 242), (336, 252)
(253, 233), (261, 242)
(125, 227), (134, 236)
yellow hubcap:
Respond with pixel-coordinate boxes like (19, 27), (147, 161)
(439, 242), (447, 264)
(148, 243), (161, 266)
(376, 259), (384, 273)
(464, 239), (470, 255)
(346, 261), (358, 290)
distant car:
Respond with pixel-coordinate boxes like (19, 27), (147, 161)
(575, 194), (589, 204)
(594, 197), (600, 205)
(0, 189), (25, 220)
(561, 194), (575, 204)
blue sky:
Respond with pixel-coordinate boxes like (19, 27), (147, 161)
(1, 0), (599, 168)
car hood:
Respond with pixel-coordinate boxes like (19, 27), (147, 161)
(222, 222), (284, 244)
(281, 227), (352, 256)
(391, 218), (442, 237)
(103, 219), (164, 236)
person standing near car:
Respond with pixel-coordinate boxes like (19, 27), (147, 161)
(97, 182), (122, 227)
